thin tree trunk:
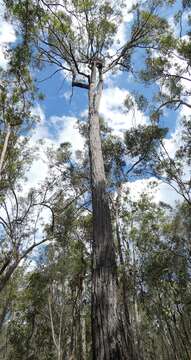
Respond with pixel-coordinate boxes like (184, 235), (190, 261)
(81, 312), (86, 360)
(0, 260), (19, 292)
(0, 298), (9, 331)
(0, 124), (11, 181)
(48, 293), (62, 360)
(115, 189), (139, 358)
(89, 62), (136, 360)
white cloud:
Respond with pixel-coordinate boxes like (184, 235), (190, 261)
(19, 107), (85, 242)
(100, 86), (147, 135)
(109, 0), (136, 56)
(24, 106), (84, 192)
(163, 118), (182, 159)
(63, 90), (72, 101)
(125, 178), (156, 202)
(25, 106), (52, 193)
(31, 105), (85, 153)
(155, 181), (182, 205)
(126, 177), (181, 206)
(0, 21), (16, 44)
(24, 142), (50, 193)
(31, 104), (48, 139)
(169, 11), (189, 37)
(100, 86), (183, 206)
(162, 86), (190, 160)
(0, 3), (16, 69)
(50, 115), (85, 153)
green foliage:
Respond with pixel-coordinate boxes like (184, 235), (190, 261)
(121, 195), (191, 359)
(176, 117), (191, 164)
(124, 125), (168, 158)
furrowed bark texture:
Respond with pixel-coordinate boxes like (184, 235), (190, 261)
(89, 63), (136, 360)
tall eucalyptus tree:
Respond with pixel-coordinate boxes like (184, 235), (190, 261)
(5, 0), (172, 358)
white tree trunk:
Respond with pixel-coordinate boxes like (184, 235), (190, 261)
(0, 124), (11, 181)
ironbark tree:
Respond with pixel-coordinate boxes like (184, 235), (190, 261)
(5, 0), (171, 358)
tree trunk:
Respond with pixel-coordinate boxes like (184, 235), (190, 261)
(0, 260), (19, 293)
(81, 312), (86, 360)
(89, 63), (136, 360)
(0, 123), (11, 181)
(115, 194), (140, 360)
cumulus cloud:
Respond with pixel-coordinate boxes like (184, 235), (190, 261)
(99, 85), (183, 206)
(31, 104), (49, 140)
(0, 21), (15, 44)
(126, 177), (181, 205)
(24, 106), (52, 193)
(24, 105), (85, 192)
(100, 86), (147, 135)
(50, 115), (85, 152)
(31, 104), (85, 152)
(108, 0), (136, 57)
(0, 3), (16, 69)
(163, 119), (182, 159)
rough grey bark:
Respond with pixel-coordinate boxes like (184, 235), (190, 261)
(89, 62), (136, 360)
